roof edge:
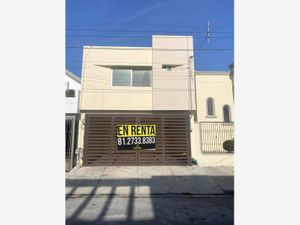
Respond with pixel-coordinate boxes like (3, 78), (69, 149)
(83, 46), (152, 50)
(65, 69), (81, 83)
(195, 71), (230, 75)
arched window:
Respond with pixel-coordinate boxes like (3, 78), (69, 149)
(223, 105), (231, 122)
(207, 97), (215, 116)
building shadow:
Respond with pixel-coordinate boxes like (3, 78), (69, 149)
(66, 174), (234, 225)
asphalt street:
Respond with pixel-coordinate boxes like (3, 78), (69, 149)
(66, 195), (234, 225)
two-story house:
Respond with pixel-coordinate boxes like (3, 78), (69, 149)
(77, 35), (196, 166)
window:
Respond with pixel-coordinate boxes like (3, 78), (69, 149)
(112, 69), (131, 86)
(223, 105), (231, 122)
(65, 89), (75, 98)
(207, 97), (215, 116)
(132, 70), (151, 87)
(112, 68), (151, 87)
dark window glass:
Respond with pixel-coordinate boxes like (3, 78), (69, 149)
(132, 70), (151, 87)
(112, 69), (131, 86)
(65, 89), (75, 97)
(207, 98), (215, 115)
(223, 105), (231, 122)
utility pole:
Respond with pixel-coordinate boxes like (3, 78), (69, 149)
(207, 20), (210, 44)
(188, 56), (194, 116)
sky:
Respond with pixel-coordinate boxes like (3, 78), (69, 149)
(66, 0), (233, 77)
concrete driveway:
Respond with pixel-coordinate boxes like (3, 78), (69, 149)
(66, 166), (233, 196)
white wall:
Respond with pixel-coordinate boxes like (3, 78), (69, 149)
(65, 74), (81, 114)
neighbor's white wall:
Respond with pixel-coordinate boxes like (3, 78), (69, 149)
(65, 74), (81, 114)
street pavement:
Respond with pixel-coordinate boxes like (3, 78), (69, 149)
(66, 166), (234, 225)
(66, 195), (233, 225)
(66, 166), (234, 196)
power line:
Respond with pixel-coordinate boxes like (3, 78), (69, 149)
(66, 28), (233, 34)
(66, 21), (233, 28)
(66, 35), (233, 39)
(66, 46), (233, 51)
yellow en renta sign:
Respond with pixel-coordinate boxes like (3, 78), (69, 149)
(117, 124), (156, 137)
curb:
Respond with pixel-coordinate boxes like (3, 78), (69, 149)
(66, 193), (234, 199)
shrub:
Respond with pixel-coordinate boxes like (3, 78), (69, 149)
(223, 139), (234, 153)
(66, 89), (75, 97)
(191, 157), (198, 165)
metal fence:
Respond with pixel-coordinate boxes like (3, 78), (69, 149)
(199, 122), (234, 153)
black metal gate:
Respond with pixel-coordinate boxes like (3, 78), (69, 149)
(199, 122), (234, 153)
(66, 116), (76, 171)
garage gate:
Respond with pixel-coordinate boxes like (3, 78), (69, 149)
(83, 113), (191, 166)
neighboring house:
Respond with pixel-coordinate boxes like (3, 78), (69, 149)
(65, 69), (81, 171)
(191, 71), (234, 166)
(195, 71), (234, 122)
(65, 69), (81, 114)
(75, 35), (234, 167)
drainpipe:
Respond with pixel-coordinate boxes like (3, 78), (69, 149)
(229, 63), (234, 101)
(75, 147), (83, 167)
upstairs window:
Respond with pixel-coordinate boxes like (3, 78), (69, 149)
(112, 69), (131, 86)
(112, 68), (151, 87)
(132, 70), (151, 87)
(207, 97), (215, 116)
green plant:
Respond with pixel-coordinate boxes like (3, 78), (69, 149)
(191, 157), (198, 165)
(223, 139), (234, 153)
(66, 89), (75, 97)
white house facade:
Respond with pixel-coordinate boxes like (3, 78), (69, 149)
(65, 69), (81, 114)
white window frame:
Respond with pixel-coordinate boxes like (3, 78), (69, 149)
(111, 68), (151, 87)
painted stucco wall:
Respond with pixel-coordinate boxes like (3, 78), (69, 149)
(191, 121), (234, 166)
(195, 72), (234, 122)
(80, 46), (153, 111)
(80, 35), (195, 111)
(152, 36), (195, 110)
(65, 73), (81, 114)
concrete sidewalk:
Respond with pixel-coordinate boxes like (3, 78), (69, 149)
(66, 166), (233, 196)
